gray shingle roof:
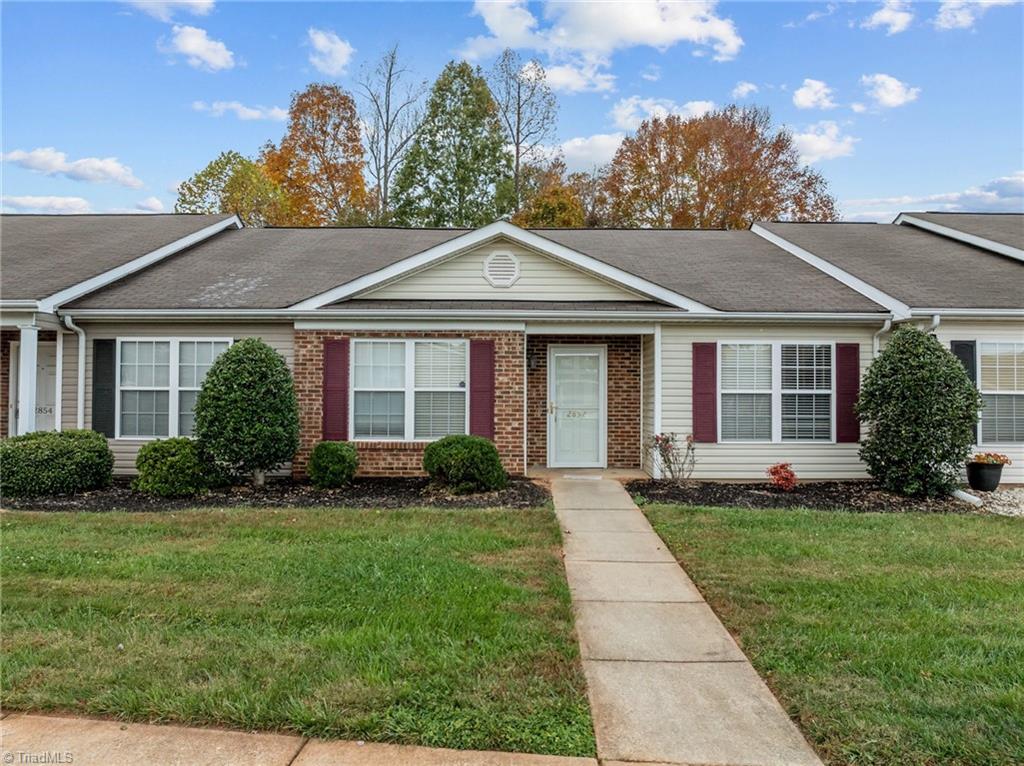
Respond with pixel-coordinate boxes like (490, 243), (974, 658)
(1, 213), (234, 301)
(760, 221), (1024, 309)
(68, 226), (885, 313)
(902, 212), (1024, 251)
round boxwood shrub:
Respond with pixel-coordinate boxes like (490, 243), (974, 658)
(193, 338), (299, 486)
(0, 429), (113, 497)
(133, 437), (210, 498)
(856, 326), (982, 497)
(422, 434), (507, 494)
(308, 440), (359, 488)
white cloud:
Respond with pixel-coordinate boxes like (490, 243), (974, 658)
(307, 27), (355, 76)
(166, 24), (234, 71)
(462, 1), (743, 96)
(843, 170), (1024, 221)
(861, 1), (914, 35)
(860, 73), (920, 107)
(851, 102), (867, 113)
(126, 1), (214, 22)
(731, 80), (758, 99)
(192, 100), (287, 121)
(784, 2), (838, 27)
(792, 78), (836, 109)
(610, 96), (715, 131)
(641, 64), (661, 82)
(934, 0), (1016, 30)
(558, 133), (624, 172)
(792, 121), (858, 163)
(545, 56), (616, 93)
(135, 196), (165, 212)
(2, 195), (92, 214)
(2, 147), (143, 188)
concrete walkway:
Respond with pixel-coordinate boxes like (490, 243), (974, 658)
(0, 713), (597, 766)
(552, 478), (822, 766)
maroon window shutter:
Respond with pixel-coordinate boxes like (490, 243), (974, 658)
(692, 342), (717, 443)
(322, 338), (349, 441)
(469, 339), (495, 440)
(835, 343), (860, 443)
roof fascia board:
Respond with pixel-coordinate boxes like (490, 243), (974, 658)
(750, 223), (912, 319)
(36, 215), (243, 313)
(908, 308), (1024, 318)
(61, 307), (888, 322)
(288, 220), (718, 312)
(895, 214), (1024, 263)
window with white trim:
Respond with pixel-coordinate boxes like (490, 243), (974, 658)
(117, 338), (231, 438)
(781, 344), (832, 441)
(720, 344), (772, 441)
(351, 339), (468, 441)
(719, 342), (834, 443)
(979, 342), (1024, 443)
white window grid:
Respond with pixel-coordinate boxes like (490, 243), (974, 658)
(977, 341), (1024, 445)
(115, 337), (233, 440)
(349, 339), (470, 442)
(780, 343), (834, 442)
(719, 343), (773, 442)
(717, 341), (836, 444)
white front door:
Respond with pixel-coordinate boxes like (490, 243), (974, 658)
(547, 345), (607, 468)
(9, 342), (58, 435)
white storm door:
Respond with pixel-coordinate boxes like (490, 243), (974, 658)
(9, 341), (57, 434)
(547, 345), (607, 468)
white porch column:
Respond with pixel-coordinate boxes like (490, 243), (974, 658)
(16, 324), (39, 435)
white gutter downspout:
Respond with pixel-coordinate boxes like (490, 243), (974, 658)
(872, 318), (892, 359)
(62, 315), (86, 429)
(923, 314), (941, 335)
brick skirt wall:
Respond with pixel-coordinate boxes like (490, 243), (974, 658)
(526, 335), (642, 470)
(293, 329), (526, 478)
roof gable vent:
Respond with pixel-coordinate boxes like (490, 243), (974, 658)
(483, 250), (520, 287)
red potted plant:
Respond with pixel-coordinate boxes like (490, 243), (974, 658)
(966, 453), (1011, 492)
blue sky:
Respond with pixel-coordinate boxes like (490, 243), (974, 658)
(2, 1), (1022, 221)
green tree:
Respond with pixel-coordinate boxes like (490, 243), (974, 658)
(392, 61), (512, 227)
(194, 338), (299, 486)
(856, 326), (982, 497)
(174, 151), (290, 227)
(174, 150), (246, 215)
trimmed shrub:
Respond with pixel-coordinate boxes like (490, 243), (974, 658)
(193, 338), (299, 485)
(308, 441), (359, 488)
(0, 429), (113, 497)
(422, 435), (507, 494)
(856, 326), (981, 497)
(134, 438), (209, 498)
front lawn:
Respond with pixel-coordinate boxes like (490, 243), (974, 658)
(645, 505), (1024, 766)
(1, 507), (594, 757)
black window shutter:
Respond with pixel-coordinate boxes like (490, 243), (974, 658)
(950, 341), (977, 442)
(92, 339), (116, 437)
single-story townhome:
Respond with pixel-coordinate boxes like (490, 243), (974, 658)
(2, 211), (1022, 482)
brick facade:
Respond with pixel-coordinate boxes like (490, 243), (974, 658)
(526, 335), (642, 470)
(293, 329), (526, 478)
(1, 329), (57, 438)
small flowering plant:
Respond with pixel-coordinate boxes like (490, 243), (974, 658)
(651, 432), (696, 483)
(766, 462), (798, 492)
(970, 452), (1012, 466)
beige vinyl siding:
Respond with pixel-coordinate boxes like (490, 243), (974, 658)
(931, 318), (1024, 483)
(60, 332), (80, 430)
(641, 334), (656, 474)
(659, 322), (878, 480)
(365, 242), (646, 302)
(61, 322), (294, 474)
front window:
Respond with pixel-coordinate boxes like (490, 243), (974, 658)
(719, 342), (834, 443)
(117, 338), (231, 438)
(979, 342), (1024, 443)
(352, 339), (468, 441)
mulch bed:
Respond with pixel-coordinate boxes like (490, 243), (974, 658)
(1, 477), (550, 513)
(626, 479), (970, 514)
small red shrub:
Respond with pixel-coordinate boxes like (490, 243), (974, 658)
(767, 462), (797, 492)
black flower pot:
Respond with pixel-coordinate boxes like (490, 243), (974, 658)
(966, 462), (1003, 492)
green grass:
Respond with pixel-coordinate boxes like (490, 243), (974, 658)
(645, 505), (1024, 766)
(0, 507), (594, 757)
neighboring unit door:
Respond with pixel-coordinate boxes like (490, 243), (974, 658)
(547, 345), (607, 468)
(8, 342), (58, 435)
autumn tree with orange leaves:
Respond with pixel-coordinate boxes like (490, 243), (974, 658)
(603, 105), (838, 229)
(261, 83), (367, 226)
